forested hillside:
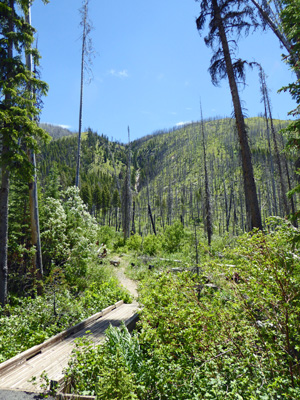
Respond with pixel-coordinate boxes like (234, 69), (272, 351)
(38, 117), (298, 238)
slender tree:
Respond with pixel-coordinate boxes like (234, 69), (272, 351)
(196, 0), (262, 230)
(75, 0), (94, 188)
(259, 66), (290, 215)
(0, 0), (49, 306)
(147, 176), (156, 235)
(25, 6), (43, 281)
(200, 102), (213, 244)
(279, 0), (300, 220)
(122, 127), (132, 239)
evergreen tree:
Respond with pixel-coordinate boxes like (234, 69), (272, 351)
(44, 163), (61, 199)
(0, 0), (49, 306)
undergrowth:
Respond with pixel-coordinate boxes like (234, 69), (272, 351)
(61, 218), (300, 399)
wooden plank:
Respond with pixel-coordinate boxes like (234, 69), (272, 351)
(0, 302), (138, 393)
(0, 301), (124, 376)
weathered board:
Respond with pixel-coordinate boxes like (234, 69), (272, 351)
(0, 301), (139, 393)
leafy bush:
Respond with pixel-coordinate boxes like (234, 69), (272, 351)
(40, 186), (100, 288)
(60, 220), (300, 399)
(126, 234), (143, 251)
(162, 221), (185, 253)
(142, 234), (162, 256)
(98, 225), (116, 248)
(136, 220), (300, 399)
(64, 324), (142, 399)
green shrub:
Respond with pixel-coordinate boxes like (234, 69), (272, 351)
(162, 221), (185, 253)
(64, 324), (142, 399)
(98, 225), (116, 248)
(126, 234), (143, 251)
(135, 220), (300, 399)
(142, 234), (162, 256)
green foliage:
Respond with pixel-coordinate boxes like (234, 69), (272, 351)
(142, 234), (162, 256)
(0, 0), (50, 179)
(135, 220), (300, 399)
(38, 117), (296, 238)
(40, 186), (99, 288)
(98, 225), (116, 247)
(162, 221), (185, 253)
(54, 219), (300, 399)
(126, 233), (143, 251)
(64, 324), (142, 398)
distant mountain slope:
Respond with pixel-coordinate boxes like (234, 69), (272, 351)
(132, 117), (297, 233)
(38, 117), (298, 235)
(39, 123), (75, 139)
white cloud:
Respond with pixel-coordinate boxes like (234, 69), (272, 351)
(43, 122), (72, 130)
(175, 121), (191, 127)
(58, 124), (72, 129)
(109, 69), (129, 78)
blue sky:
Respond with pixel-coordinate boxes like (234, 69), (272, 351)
(31, 0), (296, 142)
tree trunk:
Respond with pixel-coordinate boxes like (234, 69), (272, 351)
(213, 0), (262, 230)
(26, 7), (43, 281)
(260, 67), (288, 216)
(75, 33), (85, 188)
(76, 1), (89, 188)
(0, 158), (9, 307)
(0, 0), (14, 307)
(147, 178), (156, 235)
(200, 104), (213, 244)
(263, 99), (278, 215)
(122, 127), (132, 239)
(131, 200), (136, 234)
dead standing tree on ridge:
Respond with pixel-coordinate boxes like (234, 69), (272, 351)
(75, 0), (94, 188)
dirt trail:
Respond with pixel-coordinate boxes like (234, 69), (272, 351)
(113, 257), (139, 301)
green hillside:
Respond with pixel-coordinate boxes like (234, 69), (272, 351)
(38, 117), (298, 237)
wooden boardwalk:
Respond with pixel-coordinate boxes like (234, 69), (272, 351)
(0, 301), (139, 394)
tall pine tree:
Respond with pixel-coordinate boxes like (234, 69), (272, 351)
(0, 0), (49, 306)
